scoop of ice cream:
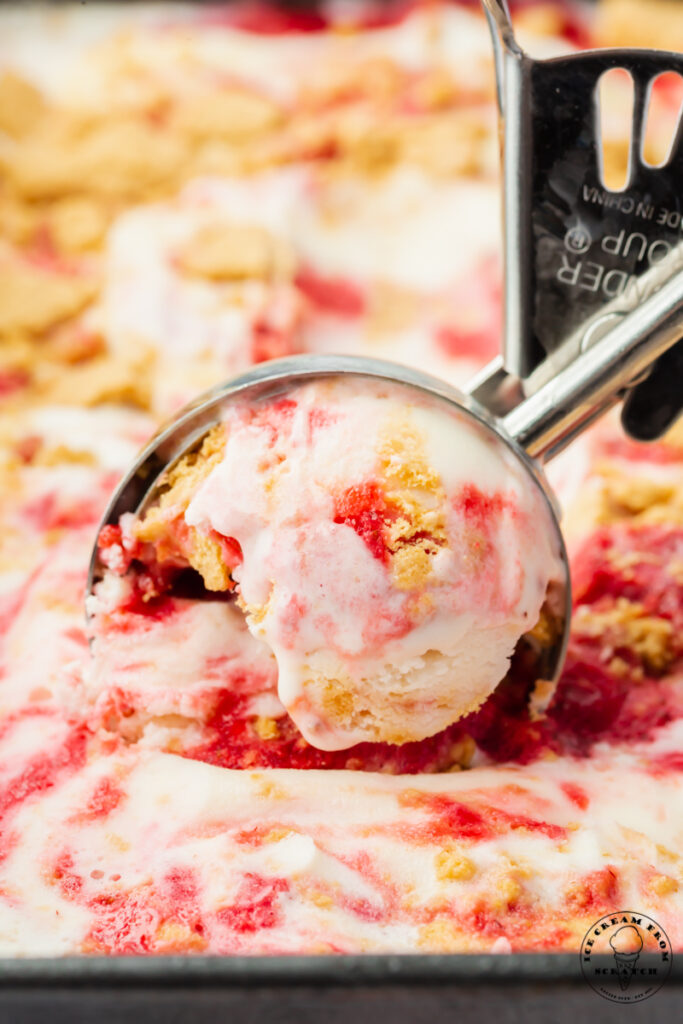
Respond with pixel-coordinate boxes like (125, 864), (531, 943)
(610, 926), (644, 955)
(138, 377), (561, 750)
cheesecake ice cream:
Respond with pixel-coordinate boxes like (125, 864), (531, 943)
(99, 378), (561, 750)
(0, 0), (681, 958)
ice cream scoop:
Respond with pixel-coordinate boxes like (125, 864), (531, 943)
(87, 358), (570, 749)
(124, 374), (562, 749)
(88, 0), (683, 749)
(87, 263), (683, 747)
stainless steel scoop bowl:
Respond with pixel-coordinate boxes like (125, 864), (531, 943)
(86, 354), (573, 696)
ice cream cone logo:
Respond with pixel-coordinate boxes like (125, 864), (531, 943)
(610, 926), (643, 991)
(580, 911), (672, 1003)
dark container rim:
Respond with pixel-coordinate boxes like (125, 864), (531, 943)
(0, 952), (680, 987)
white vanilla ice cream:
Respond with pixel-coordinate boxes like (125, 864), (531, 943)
(175, 377), (563, 749)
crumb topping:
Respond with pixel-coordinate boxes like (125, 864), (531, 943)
(377, 417), (448, 590)
(573, 598), (675, 675)
(176, 222), (295, 282)
(135, 425), (233, 590)
(0, 263), (98, 337)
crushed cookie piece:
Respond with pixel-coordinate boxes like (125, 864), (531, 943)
(7, 117), (188, 202)
(176, 222), (295, 282)
(573, 598), (675, 674)
(648, 873), (679, 898)
(595, 0), (683, 49)
(600, 467), (680, 520)
(49, 197), (109, 253)
(134, 425), (234, 590)
(0, 70), (46, 138)
(44, 327), (106, 365)
(0, 263), (98, 337)
(398, 111), (492, 177)
(378, 417), (447, 590)
(391, 545), (433, 590)
(435, 848), (476, 881)
(308, 891), (334, 910)
(173, 90), (282, 142)
(189, 531), (232, 591)
(155, 921), (207, 952)
(33, 445), (97, 468)
(447, 734), (476, 769)
(417, 919), (464, 951)
(144, 425), (227, 518)
(254, 716), (279, 741)
(38, 347), (154, 410)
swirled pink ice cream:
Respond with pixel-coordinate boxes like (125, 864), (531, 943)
(130, 377), (562, 750)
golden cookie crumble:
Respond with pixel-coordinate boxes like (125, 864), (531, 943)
(377, 418), (448, 591)
(176, 222), (296, 283)
(0, 33), (494, 421)
(134, 425), (232, 591)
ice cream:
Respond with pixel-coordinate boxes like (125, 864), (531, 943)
(127, 377), (562, 750)
(1, 0), (683, 963)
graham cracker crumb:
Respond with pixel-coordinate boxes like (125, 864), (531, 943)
(417, 920), (464, 952)
(0, 71), (46, 139)
(595, 0), (683, 50)
(446, 734), (476, 769)
(410, 66), (459, 111)
(49, 197), (109, 253)
(595, 464), (683, 526)
(33, 445), (97, 467)
(391, 545), (434, 590)
(155, 921), (208, 952)
(264, 828), (292, 844)
(435, 849), (476, 882)
(566, 870), (616, 909)
(173, 90), (282, 143)
(157, 425), (227, 511)
(189, 530), (232, 591)
(309, 891), (334, 910)
(253, 778), (289, 801)
(656, 844), (680, 864)
(8, 115), (189, 203)
(648, 873), (679, 898)
(176, 222), (295, 283)
(254, 716), (279, 741)
(573, 598), (675, 674)
(514, 3), (566, 37)
(105, 833), (130, 853)
(0, 197), (39, 246)
(38, 347), (154, 410)
(490, 873), (522, 910)
(0, 263), (98, 337)
(135, 425), (233, 591)
(397, 110), (492, 177)
(318, 680), (356, 722)
(377, 416), (447, 590)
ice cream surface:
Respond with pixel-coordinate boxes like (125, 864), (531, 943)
(131, 378), (562, 750)
(1, 0), (682, 960)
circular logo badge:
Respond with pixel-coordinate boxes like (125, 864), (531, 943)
(580, 911), (673, 1003)
(564, 226), (591, 254)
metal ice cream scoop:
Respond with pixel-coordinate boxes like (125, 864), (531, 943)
(87, 0), (683, 702)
